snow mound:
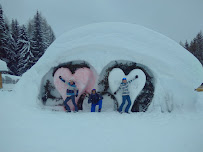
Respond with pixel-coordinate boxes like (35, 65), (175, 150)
(13, 22), (203, 112)
(0, 59), (8, 71)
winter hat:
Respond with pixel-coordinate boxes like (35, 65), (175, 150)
(92, 89), (96, 92)
(122, 78), (127, 80)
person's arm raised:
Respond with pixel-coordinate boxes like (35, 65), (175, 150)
(59, 76), (66, 83)
(128, 75), (138, 84)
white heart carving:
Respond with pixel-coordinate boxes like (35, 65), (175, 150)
(108, 68), (146, 111)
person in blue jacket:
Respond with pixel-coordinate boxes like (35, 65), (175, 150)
(114, 75), (138, 113)
(59, 76), (79, 112)
(88, 89), (103, 112)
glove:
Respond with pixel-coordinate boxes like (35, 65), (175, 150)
(135, 75), (138, 79)
(114, 92), (117, 95)
(75, 94), (78, 97)
(59, 76), (62, 79)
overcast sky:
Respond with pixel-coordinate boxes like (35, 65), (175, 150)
(1, 0), (203, 43)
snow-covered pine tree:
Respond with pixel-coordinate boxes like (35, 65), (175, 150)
(11, 19), (20, 44)
(17, 25), (34, 75)
(48, 25), (56, 45)
(30, 11), (45, 64)
(183, 31), (203, 66)
(28, 11), (55, 68)
(184, 40), (189, 50)
(1, 6), (55, 76)
(41, 18), (55, 49)
(0, 4), (8, 61)
(27, 19), (34, 41)
(41, 18), (50, 50)
(0, 5), (16, 75)
(5, 23), (16, 74)
(190, 39), (197, 56)
(9, 19), (20, 75)
(195, 31), (203, 63)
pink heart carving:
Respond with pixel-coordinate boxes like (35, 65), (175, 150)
(54, 67), (96, 110)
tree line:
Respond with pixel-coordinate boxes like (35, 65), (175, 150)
(180, 31), (203, 65)
(0, 4), (55, 76)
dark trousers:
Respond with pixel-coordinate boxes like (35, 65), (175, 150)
(91, 100), (102, 112)
(64, 95), (78, 112)
(119, 95), (131, 112)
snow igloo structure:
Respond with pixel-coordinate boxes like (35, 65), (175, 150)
(14, 22), (203, 112)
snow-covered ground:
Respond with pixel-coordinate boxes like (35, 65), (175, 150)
(1, 74), (20, 91)
(0, 90), (203, 152)
(0, 84), (15, 91)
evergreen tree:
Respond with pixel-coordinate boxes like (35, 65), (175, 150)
(9, 19), (21, 74)
(189, 39), (197, 56)
(41, 18), (55, 48)
(0, 4), (7, 61)
(17, 25), (34, 75)
(5, 24), (16, 74)
(11, 19), (20, 44)
(30, 11), (45, 64)
(195, 31), (203, 63)
(183, 31), (203, 65)
(29, 11), (55, 66)
(184, 40), (189, 50)
(27, 19), (34, 40)
(0, 5), (16, 75)
(1, 6), (55, 76)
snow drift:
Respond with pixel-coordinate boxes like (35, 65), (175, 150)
(13, 22), (203, 112)
(0, 59), (8, 71)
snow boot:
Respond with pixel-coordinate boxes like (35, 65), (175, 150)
(64, 107), (71, 113)
(98, 109), (101, 112)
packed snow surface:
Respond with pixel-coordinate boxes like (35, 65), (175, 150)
(0, 91), (203, 152)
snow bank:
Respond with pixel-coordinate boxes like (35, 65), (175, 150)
(13, 22), (203, 112)
(0, 59), (8, 71)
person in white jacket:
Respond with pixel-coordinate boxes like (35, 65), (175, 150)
(114, 75), (138, 113)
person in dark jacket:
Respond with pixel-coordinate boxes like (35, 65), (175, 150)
(59, 76), (79, 112)
(88, 89), (103, 112)
(114, 75), (138, 113)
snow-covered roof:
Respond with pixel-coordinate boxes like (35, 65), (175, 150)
(0, 60), (8, 71)
(13, 22), (203, 111)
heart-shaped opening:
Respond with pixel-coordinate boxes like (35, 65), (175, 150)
(98, 60), (155, 112)
(40, 61), (97, 111)
(108, 68), (146, 112)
